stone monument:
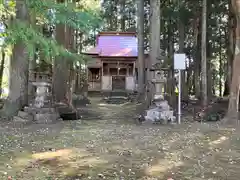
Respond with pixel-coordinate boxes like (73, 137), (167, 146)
(25, 72), (60, 123)
(144, 68), (176, 124)
(152, 70), (166, 98)
(13, 71), (60, 124)
(32, 82), (50, 108)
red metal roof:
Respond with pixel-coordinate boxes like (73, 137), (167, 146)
(83, 32), (138, 57)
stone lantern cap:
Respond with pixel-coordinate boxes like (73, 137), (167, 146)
(32, 82), (51, 87)
(149, 62), (169, 71)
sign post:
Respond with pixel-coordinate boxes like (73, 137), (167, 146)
(174, 53), (186, 124)
(178, 69), (181, 124)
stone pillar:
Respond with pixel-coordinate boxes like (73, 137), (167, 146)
(152, 70), (166, 99)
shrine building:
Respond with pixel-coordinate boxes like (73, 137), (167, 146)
(82, 31), (149, 92)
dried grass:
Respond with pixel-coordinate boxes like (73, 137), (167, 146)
(0, 98), (239, 179)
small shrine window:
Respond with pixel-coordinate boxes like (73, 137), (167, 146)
(103, 63), (109, 75)
(119, 68), (127, 75)
(128, 64), (134, 75)
(110, 68), (118, 75)
(89, 68), (100, 82)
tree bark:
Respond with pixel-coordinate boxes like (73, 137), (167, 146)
(169, 36), (176, 107)
(3, 0), (29, 116)
(52, 0), (68, 103)
(193, 16), (201, 98)
(219, 35), (223, 96)
(67, 26), (75, 106)
(28, 13), (37, 102)
(201, 0), (208, 106)
(149, 0), (161, 67)
(148, 0), (161, 106)
(0, 49), (5, 96)
(77, 32), (83, 93)
(52, 22), (68, 103)
(224, 0), (235, 96)
(137, 0), (145, 98)
(120, 0), (126, 31)
(207, 58), (212, 98)
(226, 0), (240, 120)
(179, 20), (187, 99)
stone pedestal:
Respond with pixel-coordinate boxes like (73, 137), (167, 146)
(30, 82), (60, 123)
(16, 81), (61, 124)
(152, 70), (166, 96)
(24, 107), (60, 123)
(32, 82), (51, 107)
(144, 69), (176, 124)
(14, 72), (61, 124)
(13, 110), (33, 124)
(145, 97), (176, 124)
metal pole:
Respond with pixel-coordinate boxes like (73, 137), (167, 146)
(178, 69), (181, 124)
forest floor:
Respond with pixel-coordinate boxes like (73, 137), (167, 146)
(0, 98), (240, 180)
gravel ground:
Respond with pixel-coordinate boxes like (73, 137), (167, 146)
(0, 98), (239, 180)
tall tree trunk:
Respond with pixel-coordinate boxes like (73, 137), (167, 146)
(3, 0), (29, 116)
(0, 50), (5, 96)
(187, 68), (193, 95)
(207, 59), (212, 98)
(224, 0), (235, 96)
(120, 0), (126, 31)
(206, 41), (212, 98)
(169, 38), (176, 107)
(53, 23), (68, 103)
(28, 13), (37, 102)
(206, 0), (213, 99)
(226, 0), (240, 120)
(147, 0), (161, 107)
(109, 1), (114, 30)
(66, 26), (75, 106)
(77, 32), (83, 93)
(212, 69), (216, 95)
(52, 0), (68, 103)
(137, 0), (145, 98)
(179, 20), (187, 99)
(224, 78), (230, 96)
(219, 35), (223, 96)
(149, 0), (161, 67)
(193, 16), (201, 98)
(201, 0), (208, 106)
(66, 0), (76, 103)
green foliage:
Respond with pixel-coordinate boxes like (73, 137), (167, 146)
(0, 0), (102, 62)
(0, 0), (15, 17)
(26, 0), (101, 30)
(4, 20), (79, 62)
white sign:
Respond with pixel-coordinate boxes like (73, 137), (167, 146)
(174, 53), (186, 70)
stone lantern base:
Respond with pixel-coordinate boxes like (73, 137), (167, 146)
(144, 95), (176, 124)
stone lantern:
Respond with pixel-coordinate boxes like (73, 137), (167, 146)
(144, 64), (175, 124)
(150, 63), (167, 99)
(24, 71), (60, 123)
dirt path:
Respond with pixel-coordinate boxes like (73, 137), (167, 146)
(0, 98), (239, 179)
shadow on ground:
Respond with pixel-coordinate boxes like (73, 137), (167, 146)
(0, 98), (239, 179)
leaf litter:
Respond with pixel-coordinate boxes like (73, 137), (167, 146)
(0, 98), (239, 179)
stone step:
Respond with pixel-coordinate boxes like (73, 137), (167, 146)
(24, 106), (56, 114)
(17, 111), (34, 121)
(72, 96), (91, 107)
(34, 113), (61, 124)
(18, 111), (29, 119)
(102, 91), (128, 98)
(13, 116), (30, 123)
